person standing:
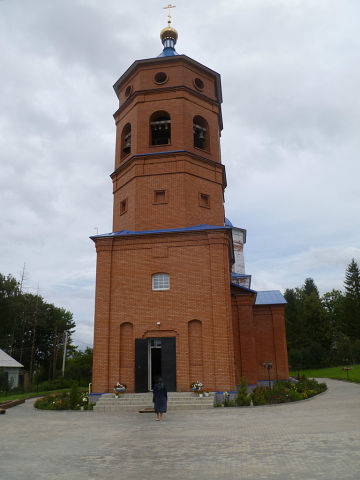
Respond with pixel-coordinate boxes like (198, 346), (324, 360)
(152, 376), (167, 421)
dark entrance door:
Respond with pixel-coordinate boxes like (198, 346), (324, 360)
(135, 339), (148, 393)
(134, 337), (176, 392)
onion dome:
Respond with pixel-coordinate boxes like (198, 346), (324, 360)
(158, 18), (178, 57)
(160, 26), (178, 44)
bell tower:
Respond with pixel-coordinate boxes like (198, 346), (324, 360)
(111, 21), (225, 232)
(92, 17), (237, 394)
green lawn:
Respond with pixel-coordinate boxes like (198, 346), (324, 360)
(0, 387), (87, 404)
(290, 364), (360, 383)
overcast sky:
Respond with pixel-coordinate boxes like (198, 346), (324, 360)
(1, 0), (359, 349)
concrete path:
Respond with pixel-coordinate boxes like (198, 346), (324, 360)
(0, 379), (359, 480)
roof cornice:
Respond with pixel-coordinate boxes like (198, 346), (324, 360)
(110, 149), (227, 189)
(113, 54), (222, 104)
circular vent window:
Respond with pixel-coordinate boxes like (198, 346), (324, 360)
(125, 85), (132, 97)
(194, 78), (204, 91)
(154, 72), (168, 84)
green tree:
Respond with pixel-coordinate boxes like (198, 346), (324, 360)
(303, 292), (330, 350)
(343, 258), (360, 340)
(0, 270), (76, 384)
(303, 277), (319, 297)
(285, 278), (331, 368)
(0, 273), (21, 353)
(65, 348), (93, 385)
(284, 287), (305, 351)
(322, 289), (348, 363)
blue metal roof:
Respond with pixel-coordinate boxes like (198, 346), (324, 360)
(230, 283), (257, 294)
(225, 217), (233, 227)
(255, 291), (287, 305)
(158, 46), (179, 57)
(91, 224), (232, 240)
(230, 284), (286, 305)
(231, 273), (250, 278)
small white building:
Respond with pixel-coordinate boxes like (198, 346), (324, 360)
(0, 348), (23, 388)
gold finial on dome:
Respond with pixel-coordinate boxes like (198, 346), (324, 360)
(161, 4), (178, 44)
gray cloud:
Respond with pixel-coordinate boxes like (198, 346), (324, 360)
(1, 0), (359, 347)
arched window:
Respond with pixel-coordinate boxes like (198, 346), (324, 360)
(121, 123), (131, 158)
(193, 116), (209, 150)
(150, 111), (171, 146)
(152, 273), (170, 291)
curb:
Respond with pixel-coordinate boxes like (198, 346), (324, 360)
(0, 398), (25, 409)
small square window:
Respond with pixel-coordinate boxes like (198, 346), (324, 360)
(152, 273), (170, 291)
(154, 190), (167, 204)
(120, 198), (128, 215)
(199, 193), (210, 208)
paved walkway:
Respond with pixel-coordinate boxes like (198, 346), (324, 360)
(1, 379), (360, 480)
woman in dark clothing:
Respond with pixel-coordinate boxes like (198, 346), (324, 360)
(152, 376), (167, 421)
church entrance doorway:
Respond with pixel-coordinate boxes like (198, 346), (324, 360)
(135, 337), (176, 393)
(149, 338), (162, 390)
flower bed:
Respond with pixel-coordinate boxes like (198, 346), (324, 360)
(215, 375), (327, 407)
(34, 386), (93, 411)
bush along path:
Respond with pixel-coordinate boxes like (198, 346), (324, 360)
(34, 385), (93, 411)
(215, 376), (327, 407)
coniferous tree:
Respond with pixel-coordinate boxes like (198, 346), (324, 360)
(343, 258), (360, 340)
(303, 277), (319, 297)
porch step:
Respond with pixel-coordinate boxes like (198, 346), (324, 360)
(93, 392), (215, 412)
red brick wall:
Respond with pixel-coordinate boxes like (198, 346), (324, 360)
(231, 292), (258, 386)
(188, 320), (203, 383)
(92, 229), (236, 393)
(112, 154), (225, 232)
(230, 294), (289, 387)
(254, 305), (289, 381)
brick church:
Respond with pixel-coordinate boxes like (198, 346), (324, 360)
(91, 19), (289, 394)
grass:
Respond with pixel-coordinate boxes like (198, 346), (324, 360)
(0, 387), (87, 404)
(290, 364), (360, 384)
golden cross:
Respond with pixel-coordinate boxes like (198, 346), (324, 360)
(163, 4), (176, 26)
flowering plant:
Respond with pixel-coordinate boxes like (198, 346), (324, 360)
(190, 380), (203, 393)
(114, 382), (127, 393)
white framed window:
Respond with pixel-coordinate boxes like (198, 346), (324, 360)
(152, 273), (170, 291)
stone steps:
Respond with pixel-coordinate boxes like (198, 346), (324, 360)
(94, 392), (215, 412)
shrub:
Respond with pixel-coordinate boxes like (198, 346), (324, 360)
(251, 386), (269, 406)
(69, 383), (79, 409)
(236, 377), (251, 406)
(271, 381), (288, 403)
(288, 390), (303, 402)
